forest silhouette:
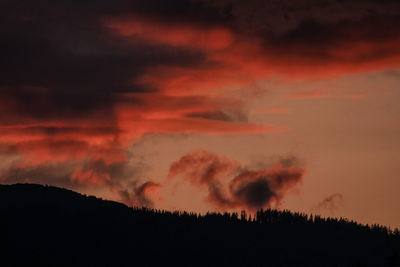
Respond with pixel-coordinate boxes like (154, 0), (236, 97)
(0, 183), (399, 266)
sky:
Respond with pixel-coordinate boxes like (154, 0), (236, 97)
(1, 0), (400, 228)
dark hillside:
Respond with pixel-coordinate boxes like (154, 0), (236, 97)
(0, 183), (399, 267)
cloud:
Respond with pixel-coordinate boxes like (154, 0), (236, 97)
(70, 160), (112, 186)
(0, 0), (398, 206)
(167, 150), (305, 210)
(167, 150), (239, 184)
(227, 165), (304, 209)
(187, 109), (248, 122)
(106, 17), (234, 51)
(116, 181), (161, 207)
(0, 162), (75, 186)
(134, 181), (162, 206)
(312, 193), (345, 214)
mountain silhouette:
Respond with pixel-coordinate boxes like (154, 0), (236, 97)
(0, 183), (399, 267)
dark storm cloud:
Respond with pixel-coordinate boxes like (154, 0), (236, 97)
(231, 178), (274, 208)
(226, 167), (304, 209)
(9, 126), (121, 137)
(1, 0), (400, 204)
(219, 0), (400, 34)
(121, 0), (233, 25)
(198, 0), (400, 67)
(2, 0), (399, 122)
(0, 0), (208, 122)
(267, 16), (400, 63)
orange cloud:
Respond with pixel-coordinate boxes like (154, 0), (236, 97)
(167, 150), (305, 211)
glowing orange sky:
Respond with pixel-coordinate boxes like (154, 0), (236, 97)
(1, 0), (400, 228)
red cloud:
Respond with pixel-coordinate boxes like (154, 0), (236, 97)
(9, 140), (89, 165)
(167, 150), (305, 211)
(107, 16), (400, 90)
(2, 2), (399, 209)
(71, 167), (111, 186)
(167, 150), (239, 184)
(114, 181), (162, 207)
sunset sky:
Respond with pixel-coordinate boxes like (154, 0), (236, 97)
(1, 0), (400, 228)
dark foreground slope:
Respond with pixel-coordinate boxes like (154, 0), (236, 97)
(0, 184), (399, 267)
